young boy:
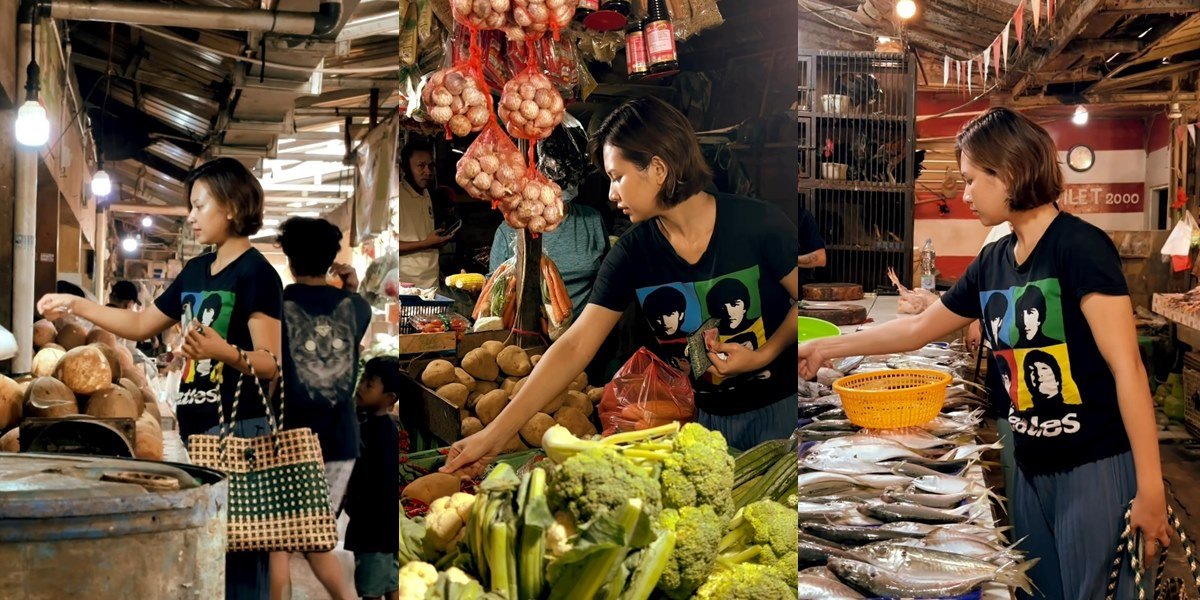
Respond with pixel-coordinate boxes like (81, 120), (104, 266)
(344, 356), (401, 600)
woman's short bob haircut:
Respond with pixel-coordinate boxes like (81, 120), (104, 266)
(955, 107), (1064, 212)
(185, 157), (265, 237)
(589, 96), (712, 207)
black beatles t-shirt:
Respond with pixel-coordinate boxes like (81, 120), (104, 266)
(282, 285), (373, 462)
(797, 207), (826, 286)
(941, 212), (1131, 473)
(156, 249), (283, 441)
(589, 194), (798, 415)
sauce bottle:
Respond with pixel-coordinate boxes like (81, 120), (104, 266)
(575, 0), (599, 22)
(625, 16), (648, 79)
(602, 0), (631, 14)
(644, 0), (678, 77)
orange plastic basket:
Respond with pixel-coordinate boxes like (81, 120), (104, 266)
(833, 369), (952, 429)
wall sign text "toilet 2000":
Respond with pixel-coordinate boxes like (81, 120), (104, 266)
(1058, 183), (1144, 214)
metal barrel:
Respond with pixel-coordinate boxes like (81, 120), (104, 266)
(0, 453), (228, 599)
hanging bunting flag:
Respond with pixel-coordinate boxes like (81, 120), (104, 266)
(983, 47), (991, 83)
(1015, 0), (1025, 48)
(1032, 0), (1040, 32)
(993, 38), (1001, 77)
(1003, 22), (1011, 68)
(944, 55), (951, 87)
(1048, 0), (1055, 22)
(967, 60), (973, 94)
(956, 60), (962, 95)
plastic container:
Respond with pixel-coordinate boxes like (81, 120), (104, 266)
(834, 369), (952, 429)
(798, 316), (842, 342)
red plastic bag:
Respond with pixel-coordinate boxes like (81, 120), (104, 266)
(598, 348), (695, 435)
(498, 52), (565, 141)
(455, 121), (527, 204)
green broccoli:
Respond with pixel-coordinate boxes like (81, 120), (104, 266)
(654, 505), (724, 600)
(659, 423), (736, 519)
(694, 562), (796, 600)
(717, 500), (797, 567)
(547, 446), (662, 526)
(772, 552), (798, 588)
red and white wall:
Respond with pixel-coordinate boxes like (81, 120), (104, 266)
(915, 93), (1171, 280)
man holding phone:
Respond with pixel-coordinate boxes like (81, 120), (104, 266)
(398, 138), (454, 289)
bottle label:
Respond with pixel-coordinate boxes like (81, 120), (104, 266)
(626, 31), (648, 74)
(645, 20), (676, 65)
(580, 0), (599, 10)
(921, 275), (935, 291)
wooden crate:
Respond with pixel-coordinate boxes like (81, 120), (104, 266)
(1185, 353), (1200, 439)
(398, 332), (456, 356)
(398, 330), (547, 445)
(1153, 294), (1200, 331)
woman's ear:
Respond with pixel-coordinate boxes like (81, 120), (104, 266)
(649, 156), (669, 187)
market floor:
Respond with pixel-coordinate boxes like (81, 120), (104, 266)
(287, 514), (357, 600)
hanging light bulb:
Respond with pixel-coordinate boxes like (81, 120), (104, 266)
(122, 237), (139, 253)
(1072, 105), (1089, 126)
(15, 100), (49, 147)
(896, 0), (917, 20)
(142, 216), (152, 227)
(91, 169), (112, 197)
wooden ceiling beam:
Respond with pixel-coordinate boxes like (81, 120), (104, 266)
(1064, 39), (1145, 59)
(1100, 0), (1199, 14)
(1007, 91), (1199, 108)
(1086, 13), (1200, 92)
(1000, 0), (1107, 97)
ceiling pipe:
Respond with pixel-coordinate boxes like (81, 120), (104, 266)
(39, 0), (343, 36)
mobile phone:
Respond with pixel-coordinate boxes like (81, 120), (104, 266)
(440, 219), (463, 237)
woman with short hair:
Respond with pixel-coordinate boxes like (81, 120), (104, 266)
(442, 96), (799, 472)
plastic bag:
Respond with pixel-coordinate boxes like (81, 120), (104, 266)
(598, 347), (695, 435)
(498, 53), (565, 141)
(536, 112), (589, 190)
(455, 120), (527, 204)
(1161, 211), (1197, 273)
(406, 312), (472, 338)
(472, 257), (519, 329)
(541, 255), (573, 340)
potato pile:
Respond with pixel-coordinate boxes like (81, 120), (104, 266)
(498, 70), (565, 140)
(451, 0), (510, 29)
(420, 341), (604, 451)
(0, 319), (164, 460)
(511, 0), (577, 37)
(422, 67), (492, 137)
(455, 132), (527, 203)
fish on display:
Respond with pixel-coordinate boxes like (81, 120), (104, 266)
(799, 532), (855, 567)
(883, 455), (972, 475)
(910, 473), (994, 499)
(858, 427), (958, 450)
(881, 488), (973, 509)
(800, 403), (841, 419)
(888, 460), (951, 479)
(938, 441), (1004, 462)
(805, 439), (929, 463)
(859, 501), (974, 525)
(798, 498), (863, 519)
(876, 537), (1024, 564)
(827, 556), (1035, 597)
(850, 544), (1037, 593)
(798, 573), (867, 599)
(801, 522), (925, 546)
(801, 454), (893, 475)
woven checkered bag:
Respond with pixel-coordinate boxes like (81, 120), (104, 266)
(190, 347), (338, 553)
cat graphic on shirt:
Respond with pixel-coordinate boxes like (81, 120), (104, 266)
(285, 297), (358, 406)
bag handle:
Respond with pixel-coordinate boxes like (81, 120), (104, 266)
(215, 346), (284, 462)
(1106, 499), (1200, 600)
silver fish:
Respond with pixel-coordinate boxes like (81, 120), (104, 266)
(807, 440), (927, 463)
(801, 523), (924, 546)
(910, 474), (992, 499)
(798, 499), (863, 519)
(888, 461), (947, 479)
(798, 472), (865, 497)
(882, 489), (972, 509)
(858, 427), (957, 450)
(938, 441), (1004, 462)
(859, 502), (972, 525)
(876, 537), (1023, 564)
(801, 454), (892, 475)
(926, 524), (1011, 544)
(827, 556), (1034, 597)
(798, 574), (867, 599)
(852, 544), (1036, 593)
(849, 473), (912, 489)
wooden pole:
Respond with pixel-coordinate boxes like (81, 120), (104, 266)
(512, 139), (544, 349)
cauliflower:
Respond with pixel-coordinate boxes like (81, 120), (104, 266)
(426, 492), (475, 552)
(655, 505), (724, 599)
(659, 423), (736, 519)
(545, 511), (577, 559)
(694, 562), (795, 600)
(398, 561), (439, 600)
(547, 446), (661, 525)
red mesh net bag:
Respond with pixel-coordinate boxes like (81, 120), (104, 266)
(598, 347), (695, 435)
(455, 121), (527, 205)
(422, 61), (491, 138)
(505, 167), (563, 234)
(510, 0), (578, 41)
(451, 0), (509, 30)
(498, 45), (565, 141)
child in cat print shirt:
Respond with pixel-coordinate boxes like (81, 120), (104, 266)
(275, 217), (373, 600)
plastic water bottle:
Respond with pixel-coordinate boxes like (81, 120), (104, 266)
(920, 238), (936, 291)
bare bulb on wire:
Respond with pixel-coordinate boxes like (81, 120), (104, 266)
(896, 0), (917, 20)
